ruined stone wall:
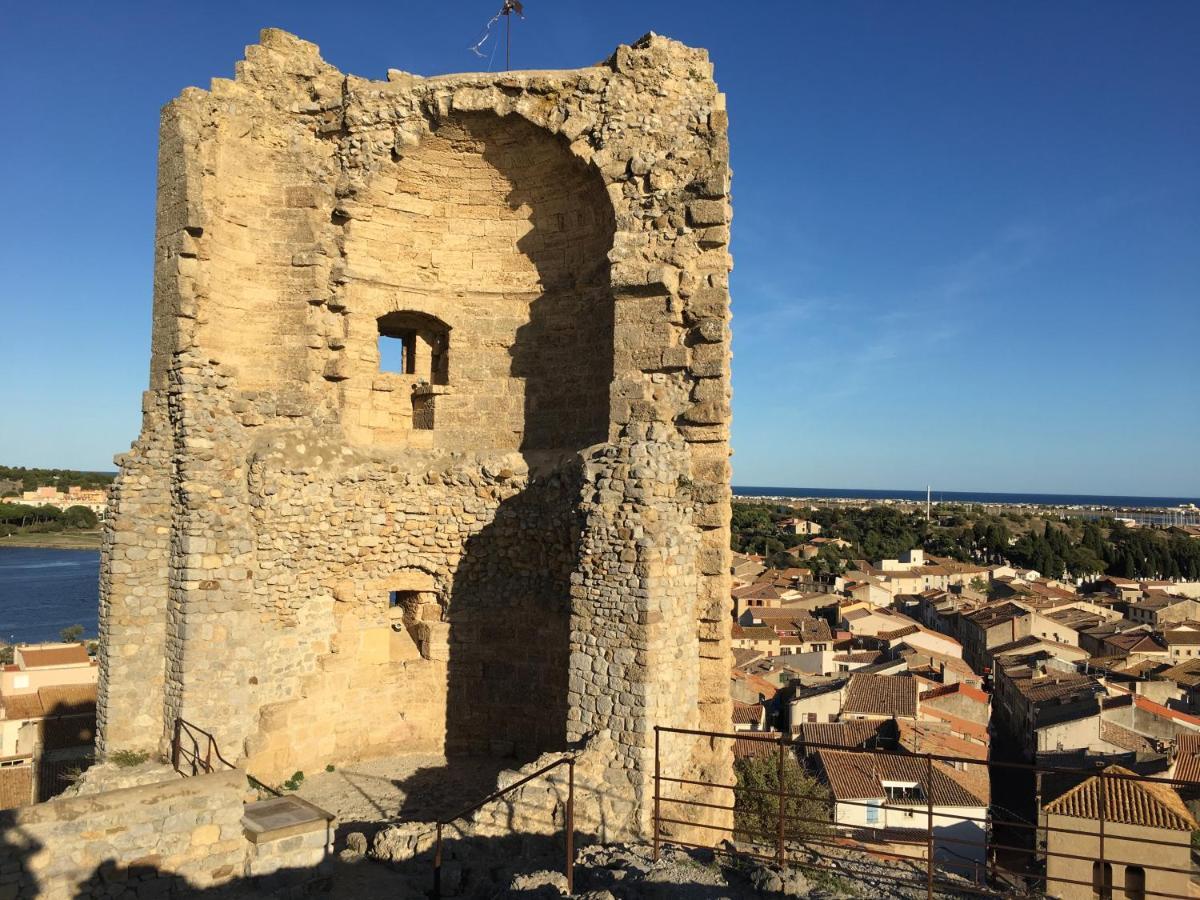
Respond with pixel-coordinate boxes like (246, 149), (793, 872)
(0, 769), (333, 899)
(99, 28), (733, 839)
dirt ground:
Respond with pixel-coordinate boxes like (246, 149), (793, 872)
(293, 752), (512, 839)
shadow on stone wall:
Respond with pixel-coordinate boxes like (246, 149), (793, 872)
(442, 469), (582, 763)
(468, 111), (615, 456)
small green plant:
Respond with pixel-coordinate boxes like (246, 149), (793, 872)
(325, 764), (335, 773)
(109, 749), (150, 768)
(281, 770), (305, 791)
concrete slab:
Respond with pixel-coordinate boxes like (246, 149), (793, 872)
(242, 795), (335, 844)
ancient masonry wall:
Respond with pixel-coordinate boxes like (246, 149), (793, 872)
(0, 770), (332, 899)
(99, 28), (733, 838)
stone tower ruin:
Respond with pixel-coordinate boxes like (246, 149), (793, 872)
(98, 29), (732, 837)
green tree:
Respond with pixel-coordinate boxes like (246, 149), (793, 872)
(61, 505), (98, 529)
(767, 550), (800, 570)
(59, 625), (84, 643)
(734, 752), (832, 847)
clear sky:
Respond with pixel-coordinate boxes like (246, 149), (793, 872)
(1, 2), (1197, 497)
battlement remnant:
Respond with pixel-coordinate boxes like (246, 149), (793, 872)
(99, 28), (733, 838)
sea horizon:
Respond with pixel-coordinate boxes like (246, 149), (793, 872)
(733, 485), (1200, 509)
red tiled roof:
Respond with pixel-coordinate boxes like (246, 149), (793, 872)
(920, 682), (989, 705)
(17, 645), (89, 668)
(733, 732), (782, 759)
(1044, 766), (1196, 831)
(796, 721), (881, 749)
(897, 721), (988, 761)
(733, 702), (763, 725)
(817, 749), (987, 806)
(842, 673), (918, 718)
(1099, 721), (1155, 754)
(920, 707), (990, 743)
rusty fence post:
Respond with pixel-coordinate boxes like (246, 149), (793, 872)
(653, 726), (661, 862)
(925, 753), (934, 900)
(433, 821), (443, 900)
(566, 758), (575, 895)
(776, 737), (786, 867)
(171, 718), (181, 773)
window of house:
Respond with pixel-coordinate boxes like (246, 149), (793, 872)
(882, 782), (924, 804)
(1092, 861), (1113, 900)
(1124, 865), (1145, 900)
(806, 713), (817, 723)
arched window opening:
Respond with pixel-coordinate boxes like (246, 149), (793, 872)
(1092, 861), (1113, 900)
(1124, 865), (1145, 900)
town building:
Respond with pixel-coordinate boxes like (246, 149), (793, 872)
(1043, 765), (1195, 900)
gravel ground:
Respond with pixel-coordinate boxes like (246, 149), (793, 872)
(332, 839), (995, 899)
(291, 756), (993, 898)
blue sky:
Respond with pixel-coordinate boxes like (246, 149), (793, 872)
(1, 2), (1197, 497)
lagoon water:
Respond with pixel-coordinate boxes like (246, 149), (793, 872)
(0, 547), (99, 644)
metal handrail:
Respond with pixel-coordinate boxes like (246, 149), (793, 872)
(170, 717), (280, 796)
(433, 755), (576, 899)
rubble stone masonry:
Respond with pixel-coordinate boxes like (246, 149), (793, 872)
(98, 28), (733, 839)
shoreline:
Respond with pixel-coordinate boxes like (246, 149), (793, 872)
(733, 489), (1198, 515)
(0, 532), (102, 551)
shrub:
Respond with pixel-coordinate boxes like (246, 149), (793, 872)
(734, 752), (832, 847)
(109, 749), (150, 768)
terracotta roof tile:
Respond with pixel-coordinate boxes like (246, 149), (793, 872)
(733, 732), (782, 760)
(1, 694), (43, 719)
(1099, 721), (1155, 754)
(796, 721), (881, 749)
(920, 683), (989, 705)
(817, 749), (987, 806)
(17, 645), (89, 668)
(733, 702), (763, 725)
(842, 673), (918, 718)
(1044, 765), (1196, 831)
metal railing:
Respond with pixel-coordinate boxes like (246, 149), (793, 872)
(170, 718), (280, 796)
(433, 754), (576, 899)
(171, 718), (235, 776)
(654, 724), (1200, 900)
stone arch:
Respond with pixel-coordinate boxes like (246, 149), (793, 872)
(338, 110), (616, 454)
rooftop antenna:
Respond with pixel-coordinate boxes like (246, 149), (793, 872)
(469, 0), (524, 70)
(502, 0), (524, 71)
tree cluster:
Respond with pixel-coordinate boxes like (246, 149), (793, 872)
(0, 502), (98, 534)
(730, 500), (1200, 582)
(0, 465), (114, 495)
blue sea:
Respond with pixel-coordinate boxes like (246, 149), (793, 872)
(733, 486), (1200, 509)
(0, 548), (99, 644)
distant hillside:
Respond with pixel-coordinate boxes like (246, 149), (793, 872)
(0, 466), (116, 495)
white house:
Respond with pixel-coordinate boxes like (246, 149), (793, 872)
(817, 749), (989, 875)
